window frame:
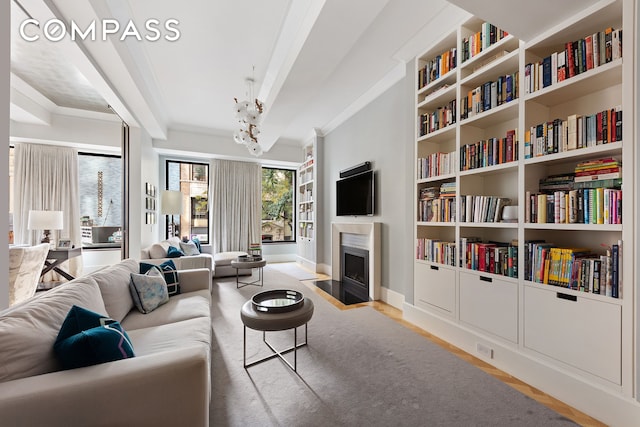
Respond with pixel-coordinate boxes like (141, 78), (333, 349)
(261, 166), (296, 245)
(165, 159), (210, 243)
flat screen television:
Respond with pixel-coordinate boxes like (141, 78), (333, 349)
(336, 170), (374, 216)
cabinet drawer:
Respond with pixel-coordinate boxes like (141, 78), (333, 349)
(459, 271), (518, 343)
(523, 286), (621, 384)
(414, 262), (455, 313)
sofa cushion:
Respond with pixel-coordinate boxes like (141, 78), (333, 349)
(167, 246), (184, 258)
(126, 316), (211, 357)
(148, 242), (169, 259)
(167, 236), (181, 248)
(53, 305), (135, 370)
(92, 258), (137, 322)
(121, 290), (211, 331)
(140, 260), (180, 296)
(180, 241), (200, 256)
(0, 278), (107, 382)
(129, 269), (169, 314)
(213, 251), (248, 267)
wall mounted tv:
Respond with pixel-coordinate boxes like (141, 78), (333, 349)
(336, 170), (375, 216)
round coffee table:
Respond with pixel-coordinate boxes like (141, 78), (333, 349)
(240, 290), (314, 372)
(231, 258), (267, 288)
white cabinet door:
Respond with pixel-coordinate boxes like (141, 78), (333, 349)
(459, 271), (518, 343)
(523, 285), (621, 384)
(414, 262), (456, 314)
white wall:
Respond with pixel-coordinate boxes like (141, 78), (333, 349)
(137, 126), (160, 252)
(320, 62), (415, 299)
(1, 0), (10, 309)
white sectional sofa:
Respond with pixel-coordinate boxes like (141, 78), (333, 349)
(140, 236), (213, 276)
(0, 258), (212, 426)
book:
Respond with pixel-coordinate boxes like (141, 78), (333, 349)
(574, 172), (622, 183)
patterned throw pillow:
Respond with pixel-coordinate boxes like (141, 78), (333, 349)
(180, 240), (200, 256)
(54, 305), (135, 370)
(129, 268), (169, 314)
(167, 245), (184, 258)
(140, 260), (180, 296)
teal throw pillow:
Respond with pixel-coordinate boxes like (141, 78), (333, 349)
(167, 245), (184, 258)
(54, 305), (135, 370)
(140, 260), (180, 296)
(191, 237), (202, 253)
(130, 268), (169, 314)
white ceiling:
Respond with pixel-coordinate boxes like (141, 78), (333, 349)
(10, 0), (596, 155)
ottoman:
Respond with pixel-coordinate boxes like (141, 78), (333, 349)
(241, 293), (314, 372)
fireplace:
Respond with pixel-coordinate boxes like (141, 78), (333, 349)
(340, 246), (369, 303)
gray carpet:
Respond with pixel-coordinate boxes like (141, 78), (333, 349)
(209, 269), (577, 427)
(266, 262), (318, 281)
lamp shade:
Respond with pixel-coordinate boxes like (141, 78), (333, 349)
(27, 210), (63, 231)
(161, 191), (183, 215)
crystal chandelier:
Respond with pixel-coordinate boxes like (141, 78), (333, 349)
(233, 76), (265, 156)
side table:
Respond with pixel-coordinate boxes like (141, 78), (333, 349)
(230, 258), (267, 288)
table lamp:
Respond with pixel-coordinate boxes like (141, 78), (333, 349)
(28, 210), (63, 245)
(161, 190), (183, 237)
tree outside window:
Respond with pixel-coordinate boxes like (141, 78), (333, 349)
(261, 168), (295, 243)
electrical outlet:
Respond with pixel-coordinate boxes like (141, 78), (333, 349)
(476, 343), (493, 359)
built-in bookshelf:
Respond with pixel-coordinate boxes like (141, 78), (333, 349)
(296, 132), (321, 273)
(298, 143), (315, 241)
(410, 1), (635, 423)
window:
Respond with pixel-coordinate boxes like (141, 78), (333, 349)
(166, 160), (209, 243)
(78, 153), (122, 248)
(261, 167), (295, 243)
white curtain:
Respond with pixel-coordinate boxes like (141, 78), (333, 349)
(13, 143), (82, 278)
(211, 159), (261, 254)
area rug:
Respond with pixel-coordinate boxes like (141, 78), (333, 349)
(209, 269), (577, 427)
(265, 262), (318, 281)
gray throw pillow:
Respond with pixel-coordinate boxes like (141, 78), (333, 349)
(180, 241), (200, 256)
(129, 268), (169, 314)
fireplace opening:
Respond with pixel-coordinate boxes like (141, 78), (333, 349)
(341, 246), (369, 303)
(313, 246), (369, 305)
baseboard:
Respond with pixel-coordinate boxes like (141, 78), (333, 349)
(296, 256), (317, 272)
(381, 287), (404, 310)
(317, 263), (331, 275)
(403, 303), (640, 427)
(263, 254), (297, 263)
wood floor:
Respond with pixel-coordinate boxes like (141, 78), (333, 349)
(300, 273), (606, 427)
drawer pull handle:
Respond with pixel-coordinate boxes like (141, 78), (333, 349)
(556, 292), (577, 302)
(479, 276), (492, 283)
(430, 265), (439, 271)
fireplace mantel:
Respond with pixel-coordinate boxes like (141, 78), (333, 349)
(331, 222), (381, 300)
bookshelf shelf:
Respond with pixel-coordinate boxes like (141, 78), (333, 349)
(417, 173), (456, 184)
(459, 100), (518, 128)
(418, 84), (457, 110)
(524, 59), (622, 106)
(460, 34), (520, 72)
(459, 49), (520, 88)
(524, 223), (622, 231)
(417, 125), (455, 143)
(412, 2), (634, 418)
(459, 222), (518, 229)
(524, 141), (622, 165)
(459, 161), (517, 177)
